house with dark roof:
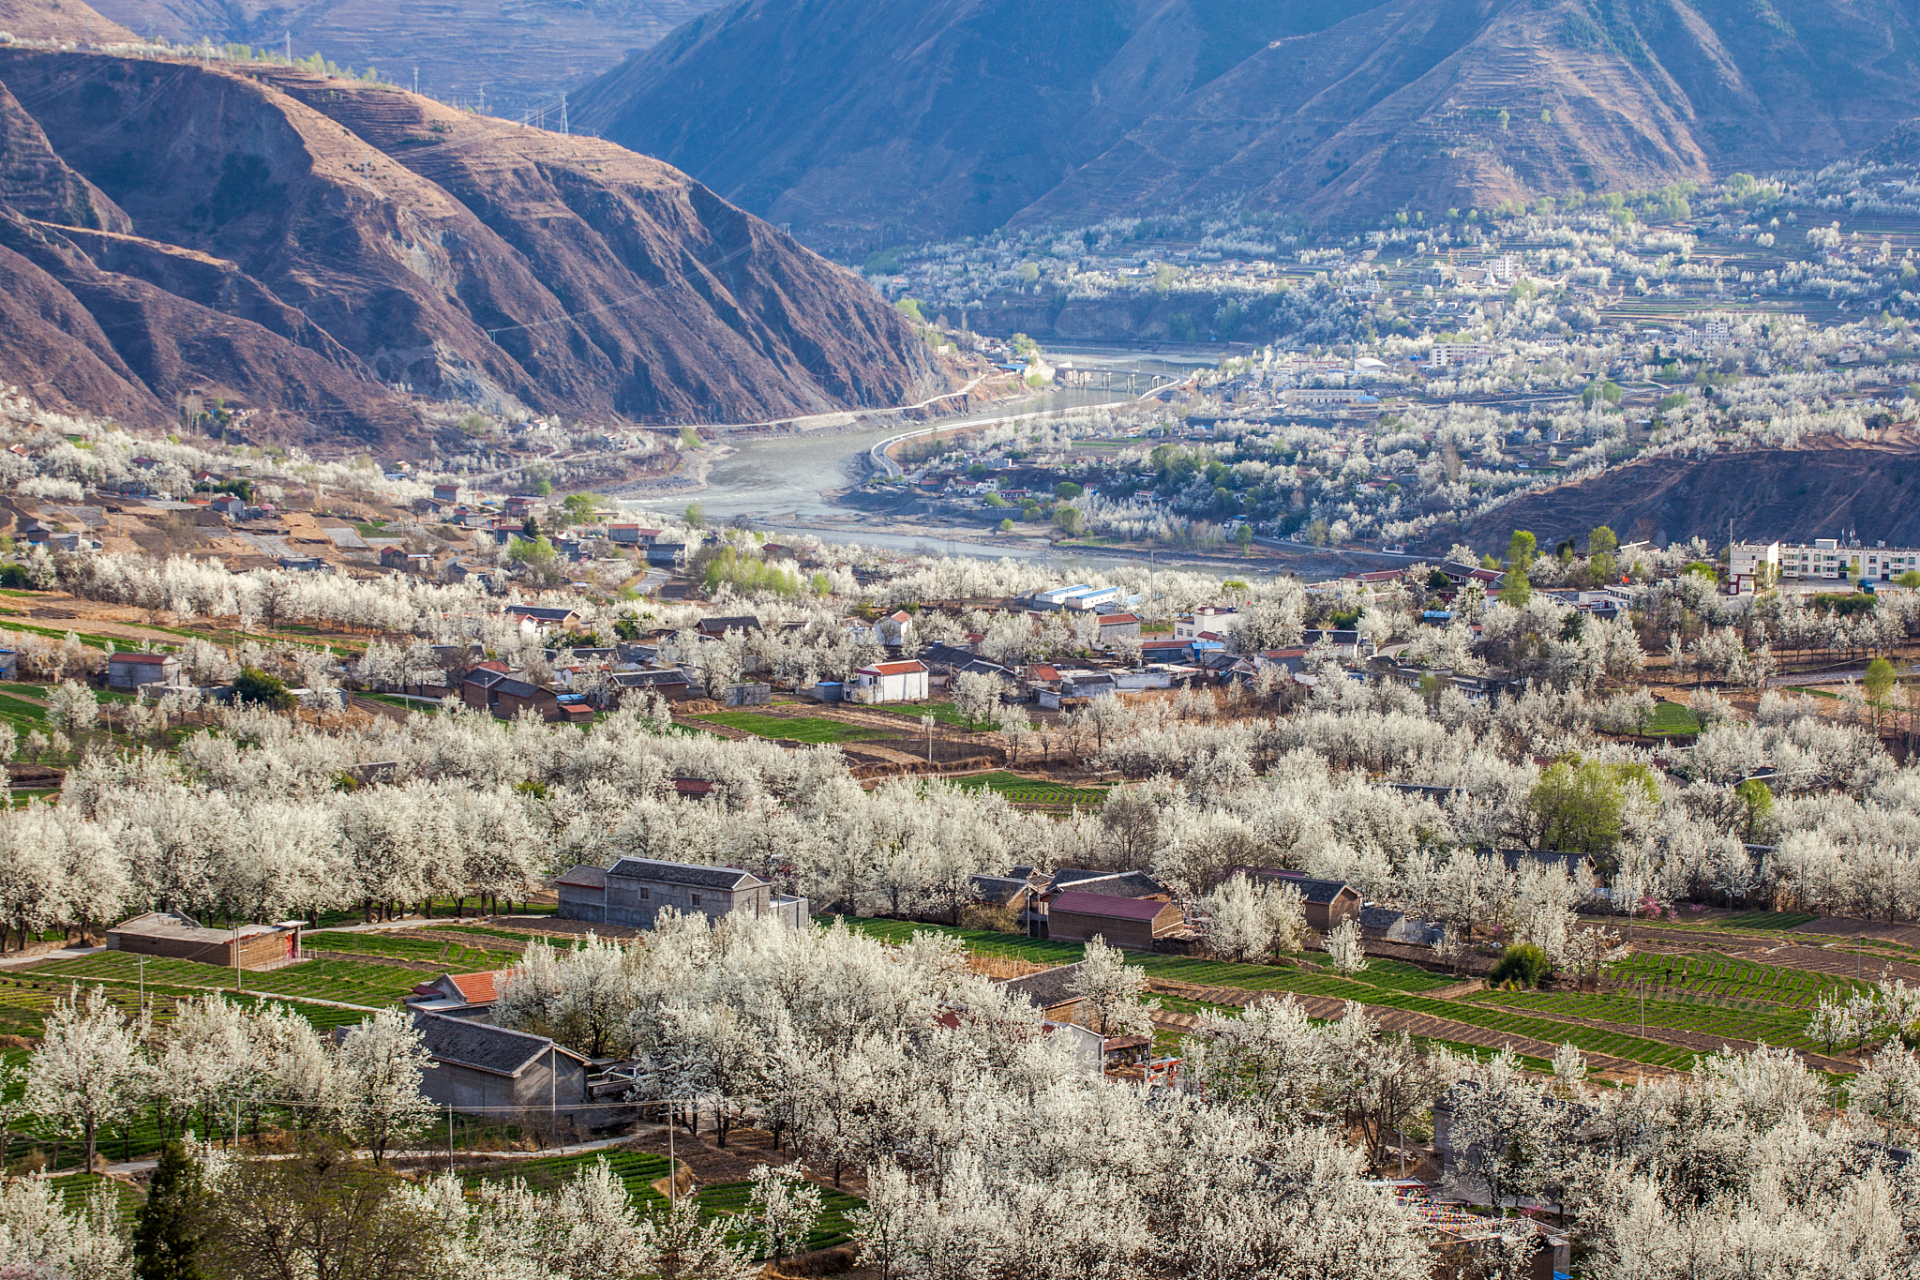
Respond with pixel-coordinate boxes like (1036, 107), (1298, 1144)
(461, 665), (510, 712)
(1045, 892), (1184, 949)
(409, 1012), (592, 1123)
(1047, 869), (1170, 900)
(1359, 906), (1444, 947)
(406, 970), (512, 1020)
(1239, 870), (1362, 932)
(997, 964), (1086, 1020)
(555, 858), (807, 930)
(697, 615), (762, 639)
(612, 669), (693, 700)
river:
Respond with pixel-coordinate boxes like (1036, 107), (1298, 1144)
(609, 387), (1377, 581)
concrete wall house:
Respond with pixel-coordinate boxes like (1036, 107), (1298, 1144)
(848, 659), (928, 703)
(107, 651), (182, 692)
(409, 1012), (591, 1126)
(555, 857), (808, 930)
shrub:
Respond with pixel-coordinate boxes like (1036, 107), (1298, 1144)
(1488, 943), (1551, 989)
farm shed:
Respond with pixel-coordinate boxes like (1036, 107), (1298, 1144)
(1044, 892), (1184, 949)
(107, 909), (301, 969)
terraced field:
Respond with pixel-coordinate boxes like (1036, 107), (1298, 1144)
(832, 917), (1697, 1069)
(26, 952), (422, 1006)
(955, 771), (1110, 807)
(692, 712), (888, 743)
(1605, 950), (1869, 1010)
(1468, 988), (1819, 1051)
(304, 929), (521, 970)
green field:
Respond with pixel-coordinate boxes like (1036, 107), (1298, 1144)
(954, 771), (1110, 806)
(694, 712), (890, 743)
(26, 952), (423, 1006)
(303, 929), (520, 970)
(831, 917), (1698, 1069)
(874, 701), (980, 730)
(1605, 950), (1868, 1011)
(1468, 987), (1818, 1051)
(1642, 701), (1701, 735)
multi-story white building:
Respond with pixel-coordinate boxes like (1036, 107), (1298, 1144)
(1429, 342), (1496, 367)
(1732, 539), (1920, 589)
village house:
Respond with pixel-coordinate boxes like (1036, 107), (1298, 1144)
(1043, 892), (1184, 948)
(848, 659), (929, 703)
(505, 604), (581, 633)
(491, 677), (594, 724)
(554, 857), (808, 930)
(410, 1012), (593, 1127)
(406, 970), (512, 1020)
(108, 909), (302, 969)
(106, 651), (182, 693)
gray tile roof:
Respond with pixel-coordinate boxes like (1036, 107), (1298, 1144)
(969, 875), (1031, 906)
(1049, 869), (1167, 898)
(607, 858), (763, 891)
(410, 1012), (577, 1077)
(998, 964), (1085, 1012)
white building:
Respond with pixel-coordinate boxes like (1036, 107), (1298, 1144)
(1728, 541), (1780, 593)
(1429, 343), (1496, 367)
(1734, 539), (1920, 586)
(848, 659), (929, 703)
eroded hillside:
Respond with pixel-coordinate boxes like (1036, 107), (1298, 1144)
(0, 50), (949, 446)
(574, 0), (1920, 252)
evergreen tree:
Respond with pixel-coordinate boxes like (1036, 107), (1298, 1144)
(133, 1140), (205, 1280)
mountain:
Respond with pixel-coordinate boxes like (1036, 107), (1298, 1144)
(1449, 432), (1920, 557)
(76, 0), (721, 119)
(0, 46), (948, 447)
(0, 0), (139, 42)
(572, 0), (1920, 253)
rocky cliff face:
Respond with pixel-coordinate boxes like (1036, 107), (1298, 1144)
(574, 0), (1920, 251)
(0, 50), (948, 447)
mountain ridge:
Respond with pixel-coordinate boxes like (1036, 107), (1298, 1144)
(0, 47), (950, 447)
(574, 0), (1920, 253)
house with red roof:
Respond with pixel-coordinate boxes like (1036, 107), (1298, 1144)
(848, 658), (928, 703)
(406, 969), (514, 1020)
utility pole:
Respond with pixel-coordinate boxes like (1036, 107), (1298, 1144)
(413, 66), (419, 95)
(285, 31), (291, 63)
(561, 91), (568, 136)
(922, 714), (934, 763)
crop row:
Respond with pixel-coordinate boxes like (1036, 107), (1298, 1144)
(1468, 989), (1815, 1051)
(1605, 950), (1868, 1009)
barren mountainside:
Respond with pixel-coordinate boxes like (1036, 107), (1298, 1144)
(0, 48), (947, 447)
(1451, 434), (1920, 557)
(573, 0), (1920, 252)
(80, 0), (720, 119)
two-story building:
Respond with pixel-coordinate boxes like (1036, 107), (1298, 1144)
(554, 857), (808, 930)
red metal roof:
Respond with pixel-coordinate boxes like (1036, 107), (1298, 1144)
(1049, 891), (1176, 921)
(448, 971), (509, 1004)
(1099, 614), (1141, 626)
(862, 660), (927, 676)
